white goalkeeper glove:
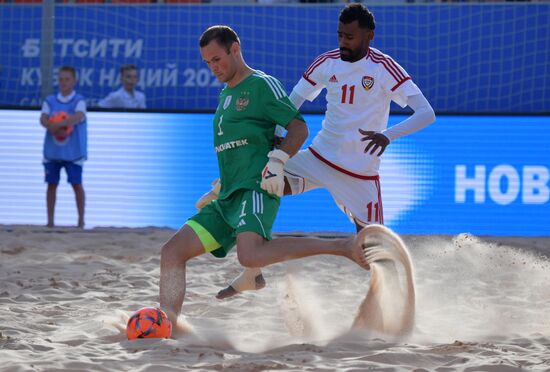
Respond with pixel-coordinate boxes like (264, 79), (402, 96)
(260, 149), (289, 197)
(195, 178), (221, 210)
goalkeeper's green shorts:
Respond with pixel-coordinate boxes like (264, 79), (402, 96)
(187, 188), (280, 258)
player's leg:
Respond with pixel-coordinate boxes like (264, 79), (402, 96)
(319, 167), (383, 228)
(325, 178), (416, 335)
(194, 178), (265, 299)
(226, 189), (370, 269)
(159, 224), (205, 327)
(236, 230), (370, 269)
(66, 162), (85, 228)
(216, 152), (323, 300)
(160, 202), (234, 327)
(215, 267), (265, 299)
(44, 161), (61, 228)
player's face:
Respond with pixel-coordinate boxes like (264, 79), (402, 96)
(201, 40), (237, 84)
(338, 21), (373, 62)
(58, 71), (76, 96)
(121, 69), (138, 92)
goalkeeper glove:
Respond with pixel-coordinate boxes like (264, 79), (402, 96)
(260, 149), (289, 197)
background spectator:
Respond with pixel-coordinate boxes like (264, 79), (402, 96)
(98, 64), (146, 109)
(39, 65), (87, 228)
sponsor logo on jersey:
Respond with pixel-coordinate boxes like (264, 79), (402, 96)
(236, 97), (250, 111)
(223, 95), (232, 110)
(215, 138), (249, 153)
(362, 76), (374, 90)
(237, 219), (246, 227)
(329, 74), (338, 83)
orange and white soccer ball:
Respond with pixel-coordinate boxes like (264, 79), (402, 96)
(126, 307), (172, 340)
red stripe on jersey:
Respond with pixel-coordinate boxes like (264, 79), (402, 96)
(370, 53), (405, 83)
(375, 178), (384, 224)
(304, 49), (339, 77)
(304, 49), (339, 74)
(370, 56), (402, 83)
(303, 50), (340, 84)
(308, 147), (380, 180)
(303, 74), (317, 86)
(369, 49), (408, 84)
(369, 49), (407, 81)
(391, 76), (411, 92)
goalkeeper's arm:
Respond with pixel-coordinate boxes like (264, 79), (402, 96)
(261, 118), (308, 197)
(275, 90), (307, 140)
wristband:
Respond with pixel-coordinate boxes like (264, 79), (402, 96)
(267, 149), (290, 165)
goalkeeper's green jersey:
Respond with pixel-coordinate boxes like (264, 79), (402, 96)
(213, 70), (304, 200)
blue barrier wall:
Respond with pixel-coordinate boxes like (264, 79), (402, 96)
(1, 4), (549, 113)
(1, 110), (548, 236)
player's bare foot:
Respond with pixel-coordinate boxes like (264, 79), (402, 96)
(171, 318), (194, 338)
(163, 310), (193, 338)
(216, 273), (266, 300)
(349, 226), (375, 270)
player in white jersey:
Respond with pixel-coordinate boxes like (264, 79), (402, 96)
(208, 3), (436, 299)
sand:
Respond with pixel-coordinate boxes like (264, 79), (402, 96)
(1, 225), (550, 371)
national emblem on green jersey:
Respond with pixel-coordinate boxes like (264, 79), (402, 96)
(213, 71), (304, 200)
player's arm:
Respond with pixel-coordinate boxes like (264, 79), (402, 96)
(261, 118), (307, 197)
(278, 118), (308, 158)
(382, 92), (435, 142)
(274, 90), (307, 142)
(360, 92), (435, 156)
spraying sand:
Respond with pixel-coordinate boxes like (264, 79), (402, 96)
(1, 225), (549, 371)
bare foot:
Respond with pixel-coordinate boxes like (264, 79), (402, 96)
(216, 274), (266, 300)
(348, 227), (373, 270)
(164, 310), (193, 338)
(171, 318), (194, 338)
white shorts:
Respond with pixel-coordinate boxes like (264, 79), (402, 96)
(284, 149), (383, 227)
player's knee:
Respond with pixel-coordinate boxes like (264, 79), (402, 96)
(160, 242), (177, 262)
(161, 240), (191, 265)
(236, 246), (259, 268)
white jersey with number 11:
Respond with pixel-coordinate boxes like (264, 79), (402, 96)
(293, 47), (421, 178)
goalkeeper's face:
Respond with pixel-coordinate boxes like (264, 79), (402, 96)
(338, 21), (373, 62)
(201, 40), (239, 84)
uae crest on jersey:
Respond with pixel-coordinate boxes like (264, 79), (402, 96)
(236, 96), (250, 111)
(362, 75), (374, 91)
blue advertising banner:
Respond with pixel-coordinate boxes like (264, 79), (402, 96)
(1, 4), (549, 113)
(0, 110), (548, 236)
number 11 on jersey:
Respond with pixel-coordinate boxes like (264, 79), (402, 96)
(341, 84), (355, 104)
(366, 201), (379, 223)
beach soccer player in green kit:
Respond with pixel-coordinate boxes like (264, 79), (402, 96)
(159, 25), (376, 332)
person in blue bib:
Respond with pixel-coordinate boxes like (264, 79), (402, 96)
(39, 65), (88, 228)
